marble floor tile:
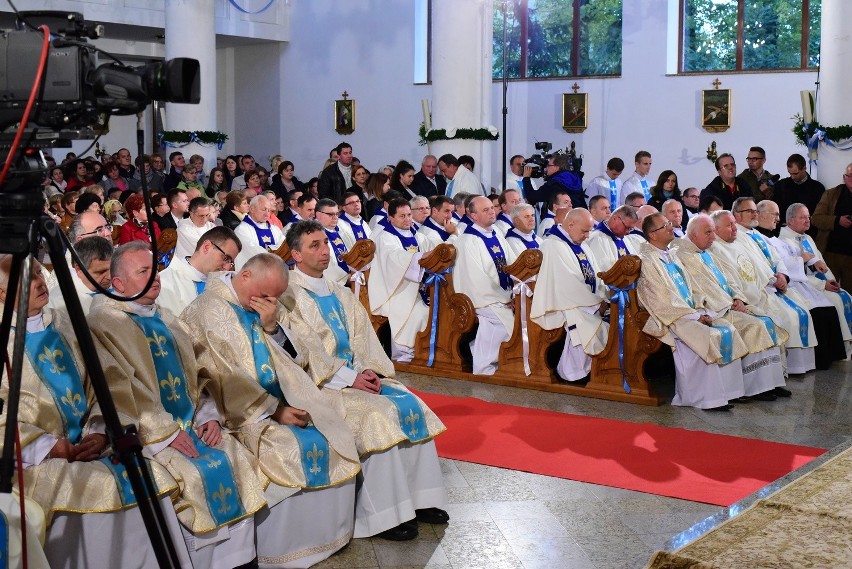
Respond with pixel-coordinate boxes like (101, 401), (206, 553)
(372, 540), (449, 567)
(504, 536), (595, 569)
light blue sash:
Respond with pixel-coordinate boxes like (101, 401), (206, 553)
(24, 325), (88, 444)
(194, 280), (206, 295)
(99, 457), (139, 506)
(227, 303), (283, 400)
(662, 260), (694, 308)
(699, 251), (733, 296)
(284, 424), (330, 487)
(709, 323), (734, 364)
(640, 179), (650, 201)
(128, 313), (246, 526)
(380, 384), (428, 443)
(774, 292), (811, 346)
(800, 238), (852, 328)
(753, 316), (778, 345)
(303, 289), (354, 368)
(747, 231), (777, 272)
(608, 179), (618, 207)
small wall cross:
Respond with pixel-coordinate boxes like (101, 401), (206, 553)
(712, 78), (722, 90)
(571, 82), (580, 94)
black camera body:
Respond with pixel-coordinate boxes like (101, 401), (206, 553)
(523, 141), (553, 178)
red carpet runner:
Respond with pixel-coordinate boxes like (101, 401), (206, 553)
(415, 391), (825, 506)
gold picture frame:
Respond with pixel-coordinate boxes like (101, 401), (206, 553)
(562, 93), (588, 133)
(334, 99), (355, 134)
(702, 89), (731, 132)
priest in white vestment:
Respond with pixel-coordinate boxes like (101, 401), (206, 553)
(368, 198), (431, 363)
(504, 204), (542, 257)
(585, 205), (641, 273)
(677, 215), (790, 400)
(174, 197), (216, 259)
(637, 213), (748, 411)
(494, 189), (521, 235)
(536, 190), (572, 237)
(234, 195), (286, 269)
(439, 153), (484, 197)
(281, 194), (317, 236)
(338, 190), (372, 248)
(281, 220), (449, 541)
(90, 243), (268, 569)
(315, 198), (353, 285)
(417, 195), (459, 251)
(709, 210), (817, 374)
(530, 209), (608, 382)
(158, 226), (241, 316)
(47, 235), (112, 317)
(454, 196), (519, 375)
(0, 256), (192, 569)
(182, 253), (363, 568)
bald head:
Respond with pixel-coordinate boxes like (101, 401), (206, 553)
(562, 208), (595, 244)
(231, 253), (289, 311)
(686, 214), (716, 250)
(468, 196), (496, 229)
(636, 205), (658, 222)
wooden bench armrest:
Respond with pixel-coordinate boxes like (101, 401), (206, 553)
(341, 239), (375, 270)
(504, 249), (542, 281)
(419, 243), (455, 272)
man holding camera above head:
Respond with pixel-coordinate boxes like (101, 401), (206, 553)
(521, 153), (585, 211)
(740, 147), (778, 203)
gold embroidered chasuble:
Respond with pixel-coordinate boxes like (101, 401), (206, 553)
(637, 242), (748, 364)
(0, 308), (178, 525)
(280, 270), (446, 456)
(88, 297), (266, 533)
(180, 277), (361, 490)
(674, 238), (789, 352)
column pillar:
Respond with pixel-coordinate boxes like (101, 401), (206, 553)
(164, 0), (218, 174)
(815, 0), (852, 185)
(430, 0), (494, 188)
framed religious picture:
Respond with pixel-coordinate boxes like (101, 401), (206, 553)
(702, 89), (731, 132)
(334, 97), (355, 135)
(562, 93), (588, 133)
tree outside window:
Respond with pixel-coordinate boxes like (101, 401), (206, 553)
(682, 0), (820, 73)
(493, 0), (622, 79)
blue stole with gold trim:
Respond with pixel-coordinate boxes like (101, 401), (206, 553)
(127, 312), (246, 526)
(497, 212), (515, 230)
(228, 302), (331, 487)
(662, 259), (694, 308)
(303, 289), (354, 368)
(775, 292), (811, 346)
(424, 216), (451, 241)
(699, 251), (733, 296)
(549, 228), (596, 293)
(464, 225), (512, 291)
(594, 220), (630, 258)
(747, 231), (777, 272)
(380, 385), (428, 443)
(324, 227), (350, 273)
(384, 223), (420, 252)
(505, 229), (539, 250)
(341, 215), (367, 240)
(243, 215), (275, 248)
(800, 237), (852, 329)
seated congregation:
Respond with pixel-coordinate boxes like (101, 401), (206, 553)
(10, 145), (852, 568)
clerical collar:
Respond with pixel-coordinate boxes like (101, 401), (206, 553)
(555, 224), (579, 245)
(344, 212), (362, 224)
(127, 301), (158, 317)
(219, 273), (243, 306)
(514, 229), (536, 240)
(390, 224), (415, 237)
(27, 313), (45, 333)
(184, 257), (207, 282)
(472, 224), (495, 236)
(293, 266), (331, 296)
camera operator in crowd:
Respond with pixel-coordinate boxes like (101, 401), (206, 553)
(521, 152), (586, 210)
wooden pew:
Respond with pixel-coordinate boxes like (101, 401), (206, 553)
(156, 229), (177, 272)
(271, 241), (294, 265)
(340, 239), (387, 336)
(111, 225), (122, 246)
(395, 243), (476, 376)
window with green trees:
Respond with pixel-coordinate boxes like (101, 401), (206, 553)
(493, 0), (622, 79)
(681, 0), (820, 72)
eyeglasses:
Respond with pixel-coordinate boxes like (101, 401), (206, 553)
(649, 221), (673, 233)
(745, 157), (764, 161)
(80, 224), (113, 237)
(210, 241), (234, 269)
(317, 210), (339, 217)
(343, 200), (361, 207)
(736, 208), (758, 215)
(412, 206), (429, 211)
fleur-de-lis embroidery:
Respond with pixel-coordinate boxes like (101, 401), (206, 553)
(177, 418), (193, 431)
(201, 453), (222, 469)
(306, 443), (324, 474)
(61, 388), (85, 417)
(160, 372), (182, 402)
(404, 408), (421, 438)
(38, 346), (66, 374)
(147, 333), (169, 358)
(328, 311), (346, 332)
(251, 321), (264, 343)
(212, 483), (233, 514)
(260, 362), (274, 377)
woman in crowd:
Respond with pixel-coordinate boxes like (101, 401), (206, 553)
(83, 184), (106, 204)
(256, 166), (271, 191)
(649, 169), (688, 229)
(100, 162), (128, 195)
(48, 194), (65, 218)
(64, 159), (93, 192)
(220, 190), (249, 230)
(48, 166), (67, 194)
(348, 164), (370, 197)
(305, 177), (319, 198)
(242, 169), (263, 199)
(103, 199), (126, 226)
(206, 167), (227, 197)
(271, 160), (303, 198)
(119, 192), (161, 244)
(208, 200), (223, 226)
(75, 193), (103, 215)
(59, 191), (80, 232)
(131, 154), (164, 193)
(390, 160), (417, 197)
(150, 153), (167, 181)
(365, 172), (390, 219)
(223, 155), (241, 188)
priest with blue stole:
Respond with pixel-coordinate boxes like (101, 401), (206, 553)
(89, 242), (267, 569)
(536, 190), (572, 237)
(281, 220), (448, 542)
(315, 198), (352, 285)
(157, 226), (242, 317)
(494, 189), (521, 235)
(503, 203), (542, 257)
(637, 213), (749, 411)
(234, 194), (286, 269)
(417, 196), (459, 251)
(181, 253), (363, 568)
(368, 198), (431, 363)
(454, 196), (519, 375)
(337, 190), (372, 248)
(0, 255), (190, 569)
(584, 205), (641, 273)
(530, 209), (609, 383)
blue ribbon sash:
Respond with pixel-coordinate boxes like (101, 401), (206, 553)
(609, 179), (618, 206)
(699, 251), (733, 296)
(799, 238), (852, 329)
(753, 315), (779, 345)
(709, 323), (735, 364)
(606, 283), (636, 394)
(194, 280), (206, 295)
(774, 292), (811, 347)
(284, 424), (331, 487)
(0, 510), (7, 569)
(640, 179), (650, 201)
(747, 232), (777, 272)
(303, 289), (354, 367)
(227, 303), (283, 400)
(422, 268), (451, 366)
(380, 385), (429, 443)
(662, 260), (694, 308)
(99, 457), (141, 507)
(549, 229), (596, 293)
(24, 325), (88, 444)
(463, 225), (512, 290)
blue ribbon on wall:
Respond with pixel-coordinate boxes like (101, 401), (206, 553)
(158, 132), (227, 151)
(606, 281), (636, 394)
(804, 124), (852, 165)
(422, 267), (451, 367)
(229, 0), (276, 14)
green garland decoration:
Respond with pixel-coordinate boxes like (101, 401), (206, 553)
(792, 115), (852, 147)
(158, 130), (229, 145)
(418, 122), (499, 146)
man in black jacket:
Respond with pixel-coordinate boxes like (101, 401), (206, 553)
(700, 153), (752, 211)
(318, 142), (352, 202)
(411, 155), (446, 197)
(521, 153), (585, 210)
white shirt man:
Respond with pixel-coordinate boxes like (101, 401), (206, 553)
(417, 196), (459, 251)
(337, 191), (372, 248)
(234, 195), (286, 268)
(503, 204), (542, 257)
(368, 199), (430, 363)
(438, 154), (484, 197)
(620, 151), (653, 205)
(502, 155), (526, 192)
(494, 189), (521, 236)
(586, 158), (624, 207)
(174, 199), (215, 259)
(454, 196), (518, 375)
(531, 209), (608, 382)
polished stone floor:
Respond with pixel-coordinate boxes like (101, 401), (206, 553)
(314, 362), (852, 569)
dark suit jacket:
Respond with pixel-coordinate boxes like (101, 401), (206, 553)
(318, 163), (347, 202)
(411, 171), (446, 198)
(700, 175), (752, 211)
(153, 212), (177, 233)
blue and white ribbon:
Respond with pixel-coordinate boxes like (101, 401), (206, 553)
(804, 124), (852, 165)
(422, 267), (451, 366)
(158, 132), (227, 151)
(606, 282), (636, 394)
(510, 274), (536, 376)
